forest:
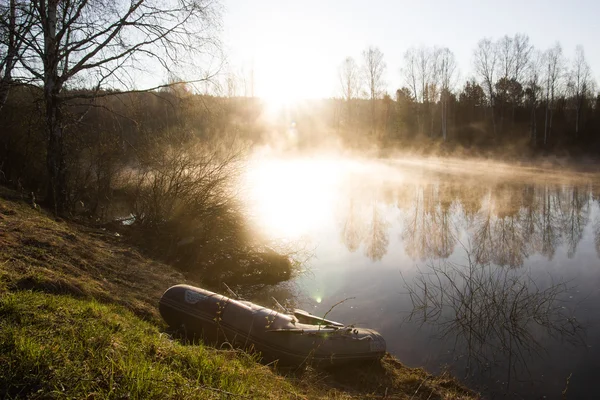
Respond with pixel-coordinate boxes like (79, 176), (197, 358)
(328, 36), (600, 154)
(1, 1), (599, 287)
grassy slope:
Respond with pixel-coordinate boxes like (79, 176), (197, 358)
(0, 188), (478, 399)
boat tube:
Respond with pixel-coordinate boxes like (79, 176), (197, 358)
(159, 284), (386, 365)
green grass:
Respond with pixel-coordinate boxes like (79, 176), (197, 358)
(0, 187), (478, 399)
(0, 291), (304, 399)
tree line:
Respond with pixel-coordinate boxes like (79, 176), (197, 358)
(333, 35), (600, 153)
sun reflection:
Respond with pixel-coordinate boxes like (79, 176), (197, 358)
(243, 156), (344, 239)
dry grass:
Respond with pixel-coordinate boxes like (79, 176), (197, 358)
(0, 185), (185, 322)
(0, 186), (478, 399)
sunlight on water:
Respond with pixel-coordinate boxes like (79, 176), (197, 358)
(243, 156), (345, 239)
(242, 154), (600, 398)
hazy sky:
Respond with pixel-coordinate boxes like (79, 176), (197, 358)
(223, 0), (599, 102)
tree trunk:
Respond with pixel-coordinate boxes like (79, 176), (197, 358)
(549, 108), (554, 145)
(42, 0), (68, 215)
(441, 95), (447, 141)
(544, 102), (549, 147)
(489, 94), (496, 138)
(45, 94), (67, 214)
(530, 103), (536, 146)
(346, 99), (352, 130)
(575, 99), (581, 138)
(430, 101), (434, 138)
(371, 99), (376, 138)
(511, 103), (516, 132)
(0, 0), (17, 111)
(498, 95), (504, 137)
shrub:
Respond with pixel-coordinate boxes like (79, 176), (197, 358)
(125, 130), (296, 286)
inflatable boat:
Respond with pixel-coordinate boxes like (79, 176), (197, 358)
(159, 284), (386, 365)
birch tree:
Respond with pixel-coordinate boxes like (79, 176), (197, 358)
(473, 38), (498, 136)
(567, 45), (592, 136)
(497, 34), (532, 131)
(498, 35), (515, 81)
(427, 48), (442, 137)
(525, 50), (544, 145)
(0, 0), (32, 110)
(339, 56), (360, 102)
(338, 56), (360, 128)
(11, 0), (221, 214)
(512, 33), (532, 84)
(401, 47), (422, 134)
(402, 46), (435, 136)
(401, 48), (419, 103)
(496, 35), (514, 134)
(361, 46), (386, 135)
(437, 48), (457, 141)
(417, 46), (433, 136)
(510, 33), (532, 130)
(543, 43), (565, 146)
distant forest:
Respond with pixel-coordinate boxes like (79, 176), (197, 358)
(218, 35), (600, 155)
(328, 35), (600, 154)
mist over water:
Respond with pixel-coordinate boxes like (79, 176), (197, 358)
(242, 153), (600, 399)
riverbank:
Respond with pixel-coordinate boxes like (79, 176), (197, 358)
(0, 186), (477, 399)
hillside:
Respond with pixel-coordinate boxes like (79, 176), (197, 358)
(0, 187), (477, 399)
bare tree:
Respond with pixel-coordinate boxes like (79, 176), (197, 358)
(427, 48), (442, 137)
(401, 47), (422, 134)
(225, 69), (238, 98)
(543, 43), (565, 146)
(497, 34), (532, 132)
(498, 35), (515, 81)
(402, 46), (437, 136)
(473, 38), (498, 136)
(361, 45), (386, 135)
(339, 56), (360, 102)
(525, 50), (544, 144)
(401, 48), (419, 102)
(416, 46), (431, 105)
(11, 0), (221, 214)
(567, 45), (592, 136)
(0, 0), (32, 110)
(418, 46), (434, 137)
(512, 33), (532, 84)
(338, 56), (360, 128)
(495, 36), (514, 134)
(510, 33), (532, 130)
(437, 47), (457, 141)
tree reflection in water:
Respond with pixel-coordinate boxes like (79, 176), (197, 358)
(338, 192), (391, 261)
(337, 178), (600, 265)
(402, 183), (458, 260)
(329, 174), (600, 397)
(402, 252), (586, 394)
(595, 217), (600, 258)
(341, 198), (365, 253)
(364, 202), (390, 261)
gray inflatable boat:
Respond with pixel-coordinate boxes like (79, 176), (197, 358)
(159, 284), (386, 365)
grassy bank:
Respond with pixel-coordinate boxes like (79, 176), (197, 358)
(0, 187), (477, 399)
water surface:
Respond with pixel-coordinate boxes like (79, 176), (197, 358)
(243, 155), (600, 399)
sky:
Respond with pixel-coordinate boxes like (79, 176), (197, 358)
(222, 0), (600, 102)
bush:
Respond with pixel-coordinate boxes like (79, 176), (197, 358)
(125, 130), (296, 286)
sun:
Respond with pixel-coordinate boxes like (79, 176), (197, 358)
(260, 77), (304, 113)
(253, 53), (316, 113)
(243, 156), (344, 239)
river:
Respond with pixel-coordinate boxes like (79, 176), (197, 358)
(243, 154), (600, 399)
